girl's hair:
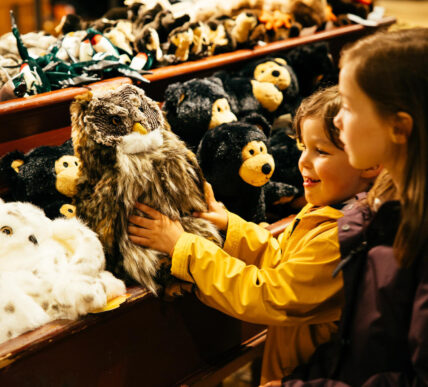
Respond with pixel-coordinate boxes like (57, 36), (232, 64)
(294, 85), (343, 150)
(366, 169), (398, 208)
(340, 28), (428, 266)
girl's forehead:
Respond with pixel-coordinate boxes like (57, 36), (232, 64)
(338, 65), (356, 93)
(301, 118), (330, 142)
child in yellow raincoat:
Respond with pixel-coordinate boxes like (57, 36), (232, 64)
(128, 86), (381, 384)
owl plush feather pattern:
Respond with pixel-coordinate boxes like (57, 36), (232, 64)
(71, 84), (222, 295)
(0, 199), (126, 344)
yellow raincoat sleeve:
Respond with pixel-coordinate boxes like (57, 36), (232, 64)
(222, 211), (287, 267)
(171, 214), (343, 326)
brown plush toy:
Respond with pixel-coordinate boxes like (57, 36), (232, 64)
(71, 84), (222, 297)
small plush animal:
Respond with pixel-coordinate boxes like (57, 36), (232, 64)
(0, 139), (80, 219)
(163, 76), (237, 150)
(71, 84), (222, 296)
(0, 199), (126, 344)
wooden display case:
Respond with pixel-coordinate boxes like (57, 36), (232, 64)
(0, 18), (395, 387)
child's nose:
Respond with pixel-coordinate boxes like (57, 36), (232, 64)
(298, 151), (311, 169)
(333, 111), (342, 130)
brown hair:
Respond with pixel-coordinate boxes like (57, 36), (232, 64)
(340, 28), (428, 266)
(366, 169), (398, 208)
(294, 85), (343, 150)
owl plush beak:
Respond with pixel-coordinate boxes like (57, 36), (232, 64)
(133, 122), (148, 135)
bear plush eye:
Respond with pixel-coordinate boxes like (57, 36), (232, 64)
(110, 116), (121, 125)
(249, 149), (255, 155)
(74, 161), (79, 166)
(63, 161), (69, 168)
(1, 226), (13, 235)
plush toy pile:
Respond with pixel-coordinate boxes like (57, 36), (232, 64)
(0, 198), (126, 344)
(162, 42), (339, 221)
(0, 0), (378, 101)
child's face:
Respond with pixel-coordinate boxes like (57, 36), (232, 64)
(298, 118), (367, 207)
(334, 63), (395, 171)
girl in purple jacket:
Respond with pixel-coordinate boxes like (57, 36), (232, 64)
(262, 27), (428, 387)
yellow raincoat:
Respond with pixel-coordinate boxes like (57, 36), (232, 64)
(171, 203), (344, 383)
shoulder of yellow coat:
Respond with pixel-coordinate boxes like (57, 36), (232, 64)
(296, 204), (344, 221)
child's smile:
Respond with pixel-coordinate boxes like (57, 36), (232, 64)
(303, 176), (321, 187)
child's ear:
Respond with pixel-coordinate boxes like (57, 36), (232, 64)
(361, 164), (383, 179)
(389, 112), (413, 144)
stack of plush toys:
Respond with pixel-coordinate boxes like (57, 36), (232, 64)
(0, 41), (338, 341)
(163, 41), (337, 222)
(0, 0), (374, 100)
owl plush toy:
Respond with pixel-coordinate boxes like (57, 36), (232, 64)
(0, 199), (126, 344)
(70, 84), (222, 296)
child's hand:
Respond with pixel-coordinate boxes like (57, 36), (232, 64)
(193, 182), (228, 231)
(128, 203), (184, 256)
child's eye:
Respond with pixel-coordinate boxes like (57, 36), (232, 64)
(316, 148), (329, 155)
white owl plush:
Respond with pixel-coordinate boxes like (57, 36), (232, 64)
(0, 198), (126, 344)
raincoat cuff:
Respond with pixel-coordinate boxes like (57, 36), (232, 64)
(224, 211), (246, 255)
(171, 232), (196, 283)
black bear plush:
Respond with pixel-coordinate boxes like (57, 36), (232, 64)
(0, 139), (79, 219)
(284, 42), (338, 98)
(197, 116), (298, 223)
(163, 76), (237, 150)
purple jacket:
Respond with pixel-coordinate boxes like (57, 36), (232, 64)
(283, 198), (428, 386)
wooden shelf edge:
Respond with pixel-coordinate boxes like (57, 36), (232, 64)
(178, 330), (267, 387)
(0, 285), (151, 367)
(0, 77), (133, 115)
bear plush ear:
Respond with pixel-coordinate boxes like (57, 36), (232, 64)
(0, 150), (26, 193)
(274, 57), (288, 66)
(163, 82), (185, 111)
(242, 112), (272, 138)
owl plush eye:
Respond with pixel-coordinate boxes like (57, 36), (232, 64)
(28, 234), (38, 245)
(110, 116), (122, 126)
(1, 226), (13, 235)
